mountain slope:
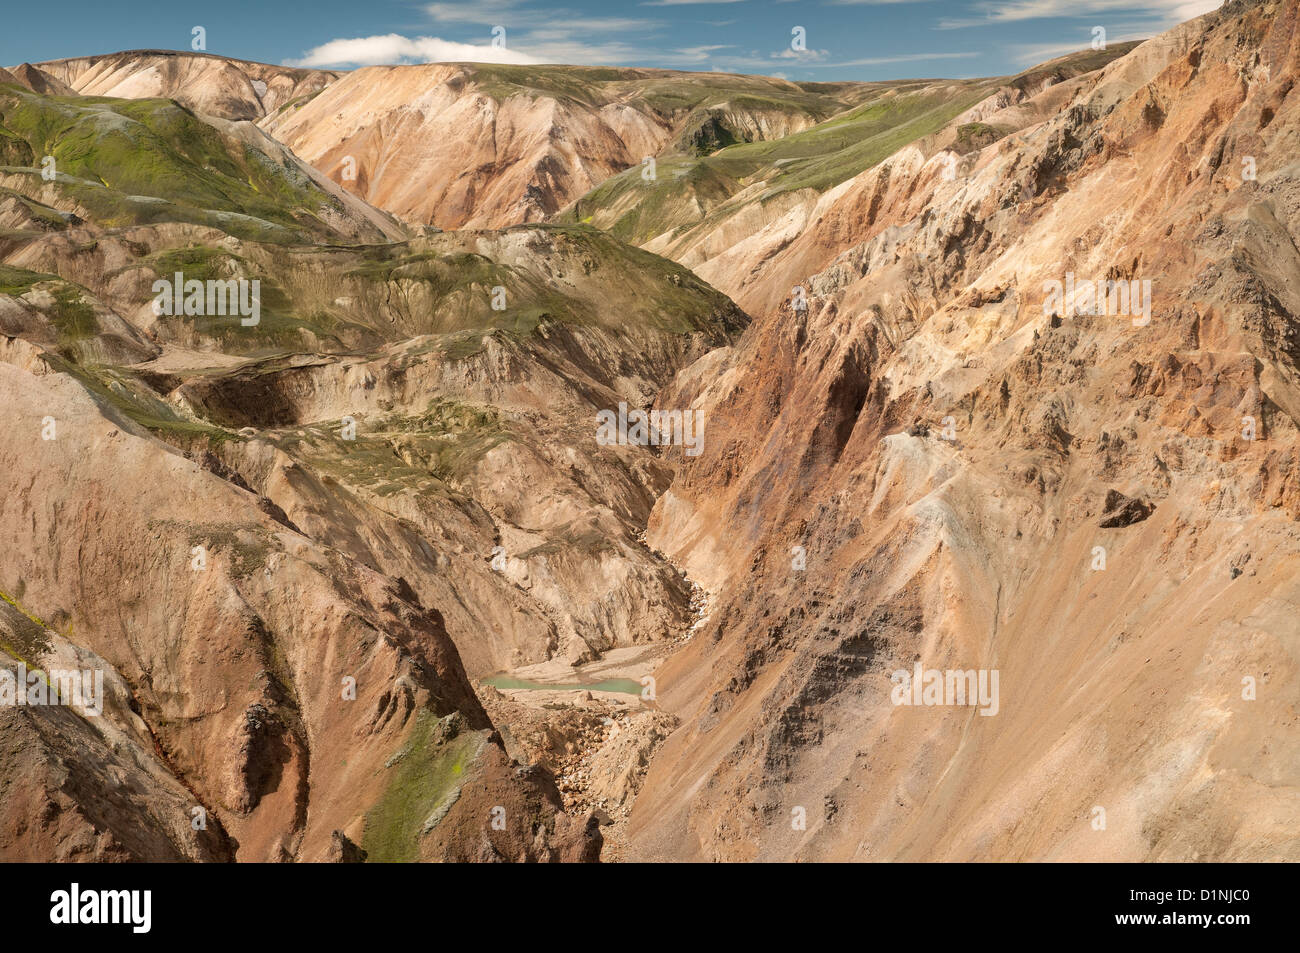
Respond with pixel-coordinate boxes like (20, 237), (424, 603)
(260, 64), (871, 229)
(0, 78), (745, 861)
(0, 83), (403, 244)
(555, 45), (1139, 284)
(27, 50), (339, 121)
(626, 0), (1300, 861)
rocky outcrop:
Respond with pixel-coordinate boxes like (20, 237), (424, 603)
(1097, 489), (1155, 528)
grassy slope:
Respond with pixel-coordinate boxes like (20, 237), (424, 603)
(0, 79), (746, 472)
(122, 221), (741, 356)
(0, 84), (349, 242)
(0, 263), (100, 345)
(555, 44), (1141, 245)
(5, 223), (741, 449)
(362, 714), (483, 862)
(556, 79), (989, 243)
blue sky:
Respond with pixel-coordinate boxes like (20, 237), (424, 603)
(4, 0), (1221, 81)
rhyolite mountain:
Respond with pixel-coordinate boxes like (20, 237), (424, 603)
(629, 0), (1300, 860)
(27, 50), (339, 121)
(1, 0), (1296, 862)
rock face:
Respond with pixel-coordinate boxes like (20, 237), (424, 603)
(0, 356), (609, 861)
(4, 64), (78, 97)
(0, 599), (235, 861)
(1098, 489), (1155, 528)
(326, 830), (367, 863)
(625, 0), (1300, 861)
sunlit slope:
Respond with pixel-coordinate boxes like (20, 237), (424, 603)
(555, 45), (1139, 252)
(0, 84), (399, 243)
(261, 62), (876, 229)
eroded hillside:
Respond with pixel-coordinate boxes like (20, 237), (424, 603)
(627, 0), (1300, 861)
(29, 50), (339, 121)
(260, 64), (875, 229)
(1, 0), (1296, 865)
(553, 45), (1138, 252)
(0, 74), (742, 860)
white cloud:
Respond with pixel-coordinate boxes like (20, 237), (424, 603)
(699, 47), (976, 73)
(412, 0), (662, 64)
(287, 34), (539, 68)
(425, 0), (530, 25)
(290, 0), (1205, 74)
(425, 1), (656, 32)
(831, 51), (980, 67)
(672, 44), (735, 60)
(1006, 31), (1148, 64)
(290, 0), (666, 69)
(641, 0), (747, 6)
(938, 0), (1222, 29)
(771, 47), (831, 61)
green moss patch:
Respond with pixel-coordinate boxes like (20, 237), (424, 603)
(0, 262), (57, 296)
(362, 712), (484, 862)
(0, 589), (51, 664)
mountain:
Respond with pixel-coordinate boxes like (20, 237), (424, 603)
(0, 84), (402, 247)
(3, 63), (78, 97)
(259, 64), (874, 229)
(27, 50), (339, 120)
(626, 0), (1300, 860)
(19, 54), (881, 232)
(553, 45), (1138, 261)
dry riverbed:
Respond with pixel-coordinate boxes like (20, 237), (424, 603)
(475, 644), (679, 861)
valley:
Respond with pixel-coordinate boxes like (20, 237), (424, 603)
(0, 0), (1296, 863)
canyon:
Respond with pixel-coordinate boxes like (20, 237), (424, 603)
(1, 0), (1296, 862)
